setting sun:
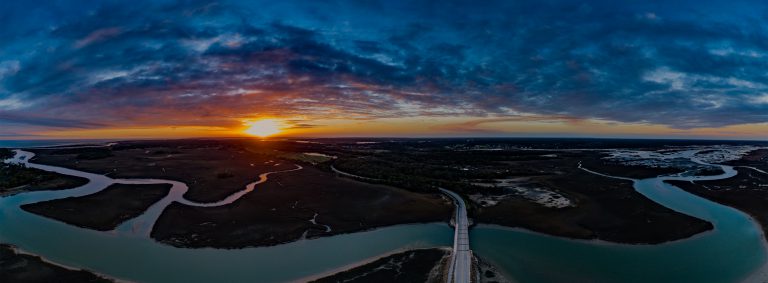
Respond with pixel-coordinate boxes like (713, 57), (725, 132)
(244, 119), (283, 137)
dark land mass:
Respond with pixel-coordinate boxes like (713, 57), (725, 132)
(0, 148), (13, 160)
(578, 154), (684, 179)
(311, 248), (448, 283)
(27, 139), (451, 248)
(474, 152), (712, 244)
(28, 140), (306, 202)
(25, 138), (764, 245)
(0, 244), (111, 283)
(331, 145), (681, 193)
(476, 255), (512, 283)
(151, 166), (451, 248)
(328, 142), (711, 244)
(667, 167), (768, 240)
(724, 148), (768, 171)
(21, 184), (171, 231)
(696, 167), (727, 176)
(0, 164), (89, 197)
(304, 137), (767, 150)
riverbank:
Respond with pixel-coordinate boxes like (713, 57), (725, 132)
(26, 140), (298, 203)
(668, 167), (768, 239)
(476, 254), (513, 283)
(310, 248), (449, 283)
(725, 148), (768, 172)
(0, 163), (88, 197)
(1, 147), (453, 281)
(664, 148), (768, 243)
(470, 146), (768, 283)
(474, 152), (712, 244)
(0, 244), (112, 283)
(20, 140), (452, 248)
(323, 141), (717, 244)
(745, 259), (768, 283)
(151, 165), (451, 248)
(21, 183), (172, 231)
(5, 139), (768, 282)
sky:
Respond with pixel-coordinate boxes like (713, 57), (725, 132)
(1, 0), (767, 140)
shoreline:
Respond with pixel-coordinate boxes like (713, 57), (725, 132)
(295, 247), (451, 282)
(745, 259), (768, 283)
(21, 147), (718, 249)
(9, 149), (449, 249)
(2, 150), (454, 282)
(7, 141), (768, 282)
(472, 223), (716, 247)
(156, 222), (452, 250)
(1, 243), (124, 283)
(475, 253), (516, 283)
(743, 206), (768, 283)
(20, 146), (453, 249)
(663, 181), (768, 283)
(336, 161), (715, 246)
(5, 148), (451, 281)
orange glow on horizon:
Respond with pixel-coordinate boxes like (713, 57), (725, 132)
(19, 116), (768, 141)
(243, 119), (283, 137)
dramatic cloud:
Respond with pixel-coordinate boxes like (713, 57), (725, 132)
(1, 0), (767, 136)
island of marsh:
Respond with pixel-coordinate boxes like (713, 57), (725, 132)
(0, 149), (88, 197)
(21, 183), (171, 231)
(7, 138), (768, 283)
(24, 140), (452, 248)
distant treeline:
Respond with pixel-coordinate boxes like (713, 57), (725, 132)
(0, 148), (14, 160)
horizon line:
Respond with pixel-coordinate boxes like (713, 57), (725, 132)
(1, 135), (766, 143)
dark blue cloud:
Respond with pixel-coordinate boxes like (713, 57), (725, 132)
(1, 0), (768, 133)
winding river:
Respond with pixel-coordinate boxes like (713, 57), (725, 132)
(1, 148), (767, 282)
(473, 150), (768, 283)
(0, 150), (452, 282)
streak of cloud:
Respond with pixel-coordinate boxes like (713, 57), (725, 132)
(1, 0), (767, 137)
